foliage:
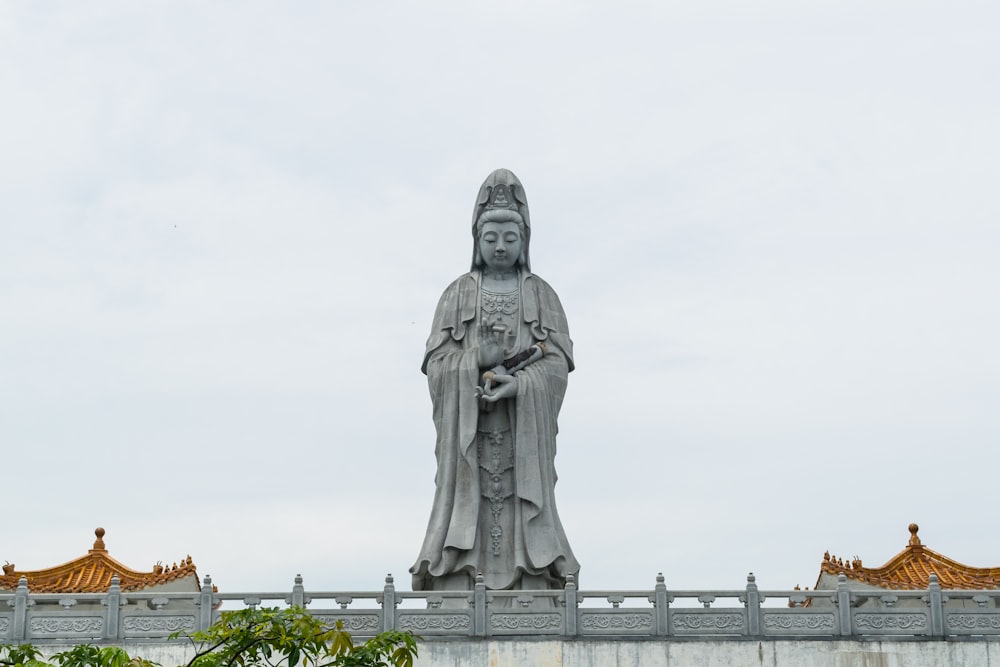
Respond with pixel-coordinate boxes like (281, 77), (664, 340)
(0, 644), (49, 667)
(52, 646), (158, 667)
(2, 606), (418, 667)
(176, 607), (418, 667)
(0, 645), (156, 667)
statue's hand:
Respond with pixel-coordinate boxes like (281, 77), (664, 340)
(483, 373), (517, 402)
(477, 334), (503, 369)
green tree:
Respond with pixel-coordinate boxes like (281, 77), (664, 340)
(177, 607), (418, 667)
(52, 645), (158, 667)
(0, 643), (49, 667)
(1, 644), (156, 667)
(2, 607), (418, 667)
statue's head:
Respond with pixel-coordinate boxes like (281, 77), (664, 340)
(471, 168), (531, 272)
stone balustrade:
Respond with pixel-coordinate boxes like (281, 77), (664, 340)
(3, 572), (999, 644)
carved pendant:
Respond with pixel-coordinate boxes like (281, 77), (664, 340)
(478, 428), (513, 557)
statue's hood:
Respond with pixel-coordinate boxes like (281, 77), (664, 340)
(470, 168), (532, 272)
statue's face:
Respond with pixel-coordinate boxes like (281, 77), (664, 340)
(478, 221), (522, 273)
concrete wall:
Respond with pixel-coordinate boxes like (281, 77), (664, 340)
(119, 639), (1000, 667)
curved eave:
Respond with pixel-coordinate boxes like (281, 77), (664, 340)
(818, 526), (1000, 591)
(0, 551), (198, 593)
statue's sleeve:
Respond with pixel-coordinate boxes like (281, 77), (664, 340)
(512, 277), (572, 523)
(522, 275), (574, 372)
(422, 277), (482, 521)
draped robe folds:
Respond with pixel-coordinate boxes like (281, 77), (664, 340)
(410, 270), (580, 591)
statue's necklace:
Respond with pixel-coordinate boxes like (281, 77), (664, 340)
(481, 287), (519, 316)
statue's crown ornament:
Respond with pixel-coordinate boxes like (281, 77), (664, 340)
(485, 184), (518, 212)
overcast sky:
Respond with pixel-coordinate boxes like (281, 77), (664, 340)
(2, 1), (998, 599)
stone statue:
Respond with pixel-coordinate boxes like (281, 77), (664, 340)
(410, 168), (580, 594)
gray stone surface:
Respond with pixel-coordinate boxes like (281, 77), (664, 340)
(75, 639), (1000, 667)
(7, 573), (1000, 643)
(410, 169), (580, 594)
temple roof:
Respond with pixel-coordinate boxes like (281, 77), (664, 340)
(819, 523), (1000, 590)
(0, 527), (200, 593)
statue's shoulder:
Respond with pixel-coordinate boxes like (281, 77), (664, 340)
(430, 273), (479, 328)
(436, 272), (478, 304)
(521, 272), (569, 325)
(442, 272), (478, 293)
(522, 272), (557, 293)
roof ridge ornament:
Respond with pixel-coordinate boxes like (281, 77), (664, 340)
(92, 527), (106, 552)
(908, 522), (922, 547)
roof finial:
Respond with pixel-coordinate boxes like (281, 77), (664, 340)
(908, 523), (921, 547)
(92, 527), (106, 551)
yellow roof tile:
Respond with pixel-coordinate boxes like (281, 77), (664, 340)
(0, 527), (200, 593)
(819, 523), (1000, 590)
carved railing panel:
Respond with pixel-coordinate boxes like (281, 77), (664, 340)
(670, 609), (746, 636)
(851, 610), (930, 635)
(396, 610), (473, 636)
(27, 613), (104, 640)
(761, 611), (838, 636)
(311, 611), (382, 637)
(944, 609), (1000, 635)
(120, 612), (197, 638)
(578, 609), (655, 636)
(487, 610), (564, 635)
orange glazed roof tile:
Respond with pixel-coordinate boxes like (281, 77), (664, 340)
(0, 527), (200, 593)
(819, 523), (1000, 590)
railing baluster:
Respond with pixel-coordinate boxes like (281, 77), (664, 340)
(744, 573), (761, 637)
(197, 575), (215, 630)
(653, 573), (670, 637)
(381, 574), (396, 632)
(927, 574), (944, 637)
(290, 574), (308, 608)
(13, 576), (28, 641)
(104, 575), (122, 640)
(836, 574), (853, 636)
(563, 574), (577, 637)
(474, 573), (487, 637)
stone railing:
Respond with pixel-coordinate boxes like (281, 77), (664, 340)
(3, 572), (999, 643)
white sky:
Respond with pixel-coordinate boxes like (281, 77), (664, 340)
(2, 1), (998, 597)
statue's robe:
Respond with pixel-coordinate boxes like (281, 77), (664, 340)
(410, 270), (580, 591)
